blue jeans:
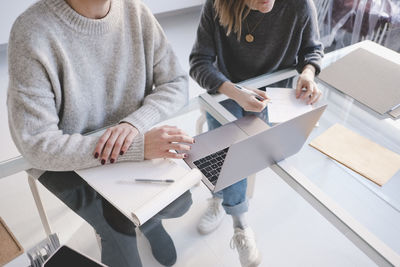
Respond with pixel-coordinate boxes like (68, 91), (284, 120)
(39, 171), (192, 267)
(206, 98), (269, 216)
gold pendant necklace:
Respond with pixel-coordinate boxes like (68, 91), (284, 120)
(245, 34), (254, 43)
(245, 14), (265, 43)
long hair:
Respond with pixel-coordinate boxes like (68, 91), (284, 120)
(214, 0), (252, 41)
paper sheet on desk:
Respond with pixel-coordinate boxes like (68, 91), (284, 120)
(266, 88), (313, 123)
(76, 159), (201, 226)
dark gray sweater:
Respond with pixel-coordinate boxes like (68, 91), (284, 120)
(189, 0), (324, 94)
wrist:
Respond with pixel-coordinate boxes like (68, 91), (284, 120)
(218, 81), (242, 102)
(120, 122), (138, 133)
(302, 64), (316, 77)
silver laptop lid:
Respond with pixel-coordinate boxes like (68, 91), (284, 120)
(214, 104), (327, 192)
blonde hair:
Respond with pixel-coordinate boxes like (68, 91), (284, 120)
(214, 0), (253, 41)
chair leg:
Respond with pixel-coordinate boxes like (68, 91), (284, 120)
(27, 175), (52, 237)
(95, 231), (102, 251)
(246, 174), (256, 199)
(196, 112), (207, 135)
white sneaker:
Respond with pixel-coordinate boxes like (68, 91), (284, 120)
(197, 197), (225, 234)
(230, 227), (262, 267)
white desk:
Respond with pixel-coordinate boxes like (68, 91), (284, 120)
(199, 40), (400, 266)
(1, 40), (400, 266)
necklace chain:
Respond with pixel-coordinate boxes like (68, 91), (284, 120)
(245, 14), (265, 43)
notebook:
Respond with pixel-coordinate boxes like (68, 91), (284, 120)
(318, 48), (400, 115)
(76, 159), (201, 226)
(309, 124), (400, 186)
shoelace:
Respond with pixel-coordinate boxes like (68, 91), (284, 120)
(207, 198), (221, 216)
(230, 232), (250, 250)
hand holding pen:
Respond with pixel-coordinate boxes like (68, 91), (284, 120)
(217, 81), (270, 113)
(234, 84), (267, 102)
(233, 83), (270, 112)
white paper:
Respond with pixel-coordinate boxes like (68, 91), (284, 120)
(76, 159), (202, 226)
(266, 87), (313, 123)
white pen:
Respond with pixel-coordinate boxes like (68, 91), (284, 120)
(135, 178), (175, 183)
(388, 103), (400, 112)
(234, 84), (268, 102)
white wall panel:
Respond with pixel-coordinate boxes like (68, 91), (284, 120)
(0, 0), (37, 44)
(0, 0), (205, 45)
(141, 0), (204, 14)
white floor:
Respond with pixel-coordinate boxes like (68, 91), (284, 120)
(0, 6), (376, 267)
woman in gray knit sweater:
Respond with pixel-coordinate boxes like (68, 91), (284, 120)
(190, 0), (324, 266)
(7, 0), (194, 266)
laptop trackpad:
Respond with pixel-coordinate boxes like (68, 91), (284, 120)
(234, 115), (270, 136)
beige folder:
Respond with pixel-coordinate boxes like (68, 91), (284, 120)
(309, 124), (400, 186)
(0, 217), (24, 266)
(318, 48), (400, 115)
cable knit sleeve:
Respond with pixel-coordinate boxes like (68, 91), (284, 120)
(120, 3), (189, 134)
(7, 18), (144, 174)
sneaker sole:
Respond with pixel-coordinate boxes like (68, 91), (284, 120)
(197, 216), (225, 235)
(245, 251), (262, 267)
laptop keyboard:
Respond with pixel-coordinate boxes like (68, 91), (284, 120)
(193, 147), (229, 185)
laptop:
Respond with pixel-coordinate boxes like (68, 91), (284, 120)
(182, 104), (327, 192)
(43, 245), (107, 267)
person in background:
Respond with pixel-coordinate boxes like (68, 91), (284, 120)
(7, 0), (194, 266)
(189, 0), (323, 266)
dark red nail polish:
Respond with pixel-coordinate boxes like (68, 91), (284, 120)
(101, 159), (106, 165)
(110, 158), (115, 164)
(120, 151), (124, 155)
(94, 152), (99, 158)
(184, 154), (188, 158)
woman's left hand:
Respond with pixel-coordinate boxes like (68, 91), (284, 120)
(93, 122), (139, 164)
(296, 65), (322, 105)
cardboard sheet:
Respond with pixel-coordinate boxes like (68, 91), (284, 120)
(318, 48), (400, 115)
(309, 124), (400, 186)
(0, 217), (24, 266)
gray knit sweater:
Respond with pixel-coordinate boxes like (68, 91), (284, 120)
(190, 0), (323, 94)
(7, 0), (188, 178)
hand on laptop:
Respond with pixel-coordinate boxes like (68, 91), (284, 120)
(144, 126), (194, 160)
(296, 64), (322, 105)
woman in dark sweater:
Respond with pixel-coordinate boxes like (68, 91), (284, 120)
(189, 0), (323, 266)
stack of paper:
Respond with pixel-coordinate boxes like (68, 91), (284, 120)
(76, 159), (201, 226)
(266, 87), (313, 123)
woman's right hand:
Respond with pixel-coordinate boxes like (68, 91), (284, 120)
(218, 82), (269, 112)
(144, 125), (194, 160)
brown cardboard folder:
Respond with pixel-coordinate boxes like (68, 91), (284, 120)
(0, 217), (24, 266)
(309, 124), (400, 186)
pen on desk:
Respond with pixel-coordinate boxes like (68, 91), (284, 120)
(388, 103), (400, 112)
(135, 178), (175, 183)
(234, 84), (268, 102)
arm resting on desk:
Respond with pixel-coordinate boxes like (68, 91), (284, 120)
(120, 7), (188, 134)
